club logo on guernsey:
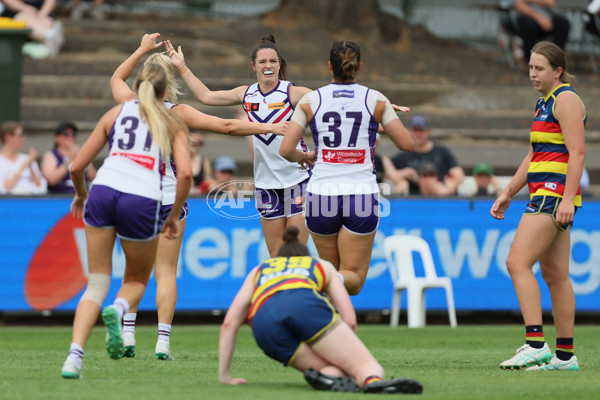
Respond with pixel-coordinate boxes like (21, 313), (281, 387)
(333, 90), (354, 98)
(322, 149), (365, 164)
(244, 102), (260, 112)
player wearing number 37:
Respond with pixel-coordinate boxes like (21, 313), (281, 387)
(279, 40), (414, 295)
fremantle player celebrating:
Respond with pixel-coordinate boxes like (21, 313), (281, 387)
(166, 34), (314, 258)
(279, 40), (414, 295)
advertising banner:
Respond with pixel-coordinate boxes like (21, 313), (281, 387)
(1, 196), (598, 312)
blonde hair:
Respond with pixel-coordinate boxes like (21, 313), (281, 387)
(144, 52), (183, 104)
(135, 63), (188, 160)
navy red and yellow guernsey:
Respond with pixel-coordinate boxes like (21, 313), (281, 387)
(248, 256), (327, 323)
(528, 83), (586, 207)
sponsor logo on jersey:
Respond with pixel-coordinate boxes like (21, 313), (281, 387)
(244, 102), (260, 112)
(295, 196), (304, 205)
(333, 90), (355, 98)
(545, 182), (557, 190)
(112, 152), (155, 170)
(268, 102), (285, 110)
(322, 149), (365, 164)
(535, 109), (540, 117)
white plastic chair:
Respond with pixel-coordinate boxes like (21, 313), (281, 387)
(383, 235), (457, 328)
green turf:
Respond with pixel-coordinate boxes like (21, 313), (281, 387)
(0, 324), (598, 399)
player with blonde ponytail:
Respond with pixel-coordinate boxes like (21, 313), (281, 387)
(61, 60), (192, 379)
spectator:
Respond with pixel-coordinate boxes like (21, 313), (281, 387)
(471, 162), (501, 197)
(211, 155), (250, 196)
(0, 121), (47, 194)
(41, 121), (96, 194)
(584, 0), (600, 37)
(189, 131), (214, 195)
(1, 0), (64, 58)
(390, 113), (464, 196)
(503, 0), (570, 63)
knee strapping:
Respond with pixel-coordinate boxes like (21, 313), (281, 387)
(80, 273), (110, 306)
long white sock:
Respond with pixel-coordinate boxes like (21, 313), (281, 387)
(113, 298), (130, 320)
(158, 323), (172, 344)
(67, 343), (84, 368)
(123, 313), (137, 333)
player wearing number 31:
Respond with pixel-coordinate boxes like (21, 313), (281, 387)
(280, 40), (414, 295)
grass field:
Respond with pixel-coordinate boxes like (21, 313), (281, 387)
(1, 323), (599, 400)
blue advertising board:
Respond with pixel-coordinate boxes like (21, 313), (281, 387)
(1, 196), (598, 312)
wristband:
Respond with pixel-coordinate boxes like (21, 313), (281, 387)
(178, 65), (189, 75)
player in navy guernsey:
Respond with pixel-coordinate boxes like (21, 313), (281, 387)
(219, 226), (422, 394)
(492, 41), (585, 372)
(280, 40), (414, 295)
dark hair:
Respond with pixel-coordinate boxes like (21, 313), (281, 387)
(251, 34), (287, 81)
(531, 41), (574, 84)
(329, 40), (361, 82)
(277, 226), (310, 257)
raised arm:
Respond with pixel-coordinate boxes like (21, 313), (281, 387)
(111, 33), (164, 103)
(218, 267), (257, 385)
(165, 40), (246, 106)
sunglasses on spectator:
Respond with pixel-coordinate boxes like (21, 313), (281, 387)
(191, 141), (203, 147)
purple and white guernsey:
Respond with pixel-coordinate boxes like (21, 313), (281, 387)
(243, 80), (309, 189)
(303, 83), (382, 196)
(92, 100), (163, 201)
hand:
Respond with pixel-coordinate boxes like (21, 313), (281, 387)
(220, 377), (248, 385)
(140, 33), (164, 53)
(165, 40), (186, 70)
(490, 193), (511, 220)
(299, 151), (316, 170)
(26, 148), (38, 165)
(271, 121), (289, 136)
(161, 215), (180, 239)
(71, 193), (87, 219)
(392, 104), (411, 113)
(555, 198), (575, 227)
(536, 15), (554, 32)
(66, 144), (80, 162)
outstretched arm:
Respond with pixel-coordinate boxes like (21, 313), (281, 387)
(111, 33), (164, 103)
(173, 104), (288, 136)
(218, 268), (256, 385)
(165, 40), (246, 106)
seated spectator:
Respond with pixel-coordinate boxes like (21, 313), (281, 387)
(502, 0), (570, 63)
(371, 134), (408, 195)
(584, 0), (600, 37)
(391, 114), (464, 196)
(0, 121), (47, 194)
(1, 0), (64, 58)
(210, 155), (250, 196)
(41, 121), (96, 193)
(189, 131), (214, 195)
(470, 162), (501, 197)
